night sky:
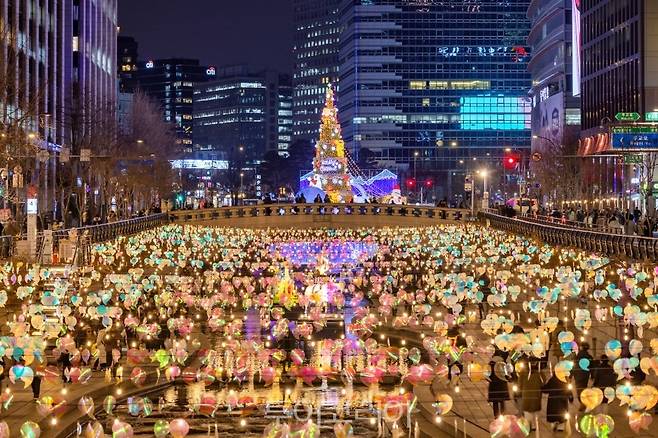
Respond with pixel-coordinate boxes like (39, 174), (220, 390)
(117, 0), (294, 73)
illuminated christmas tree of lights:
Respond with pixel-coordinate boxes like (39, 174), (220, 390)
(308, 84), (353, 203)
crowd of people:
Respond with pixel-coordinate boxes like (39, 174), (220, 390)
(497, 203), (658, 238)
(539, 207), (658, 237)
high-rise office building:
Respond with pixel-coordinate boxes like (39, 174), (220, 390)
(292, 0), (341, 143)
(135, 58), (214, 151)
(274, 75), (293, 157)
(193, 67), (292, 162)
(0, 0), (118, 145)
(1, 0), (117, 215)
(528, 0), (581, 155)
(72, 0), (117, 112)
(118, 36), (138, 93)
(580, 0), (658, 145)
(338, 0), (532, 199)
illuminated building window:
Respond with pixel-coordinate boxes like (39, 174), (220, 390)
(452, 80), (490, 90)
(422, 98), (430, 107)
(409, 81), (426, 90)
(429, 81), (448, 90)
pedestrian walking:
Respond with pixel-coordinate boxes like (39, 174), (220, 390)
(487, 359), (510, 418)
(98, 341), (108, 370)
(111, 340), (122, 379)
(542, 373), (573, 432)
(58, 349), (72, 383)
(592, 355), (616, 389)
(31, 363), (43, 399)
(573, 342), (593, 410)
(519, 359), (543, 429)
(0, 356), (5, 391)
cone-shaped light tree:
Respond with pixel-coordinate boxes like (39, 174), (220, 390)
(310, 85), (353, 203)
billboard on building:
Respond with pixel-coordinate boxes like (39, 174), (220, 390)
(572, 0), (582, 96)
(532, 91), (564, 152)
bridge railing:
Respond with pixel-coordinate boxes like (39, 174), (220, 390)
(480, 210), (658, 260)
(169, 203), (472, 223)
(54, 213), (169, 246)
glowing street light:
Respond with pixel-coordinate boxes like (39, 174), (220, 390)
(477, 169), (489, 209)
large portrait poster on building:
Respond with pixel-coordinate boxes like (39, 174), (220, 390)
(532, 92), (564, 152)
(572, 0), (582, 96)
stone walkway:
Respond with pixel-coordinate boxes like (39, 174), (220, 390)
(3, 296), (658, 437)
(383, 299), (658, 438)
(0, 356), (167, 437)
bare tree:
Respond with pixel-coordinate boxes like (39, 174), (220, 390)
(56, 90), (177, 224)
(0, 21), (44, 214)
(533, 140), (589, 206)
(635, 153), (658, 215)
(114, 92), (178, 215)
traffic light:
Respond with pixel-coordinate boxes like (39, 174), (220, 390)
(406, 178), (416, 188)
(503, 151), (520, 170)
(424, 178), (433, 188)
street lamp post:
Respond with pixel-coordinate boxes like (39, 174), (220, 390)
(413, 151), (419, 202)
(470, 177), (475, 217)
(532, 134), (559, 150)
(478, 169), (489, 210)
(240, 172), (244, 205)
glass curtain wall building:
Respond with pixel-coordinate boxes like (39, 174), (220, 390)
(193, 67), (291, 163)
(135, 58), (212, 152)
(581, 0), (658, 138)
(293, 0), (342, 144)
(275, 76), (294, 156)
(0, 0), (118, 145)
(338, 0), (532, 199)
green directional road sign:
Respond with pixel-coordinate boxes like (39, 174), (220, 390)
(647, 112), (658, 122)
(615, 112), (641, 122)
(623, 154), (643, 164)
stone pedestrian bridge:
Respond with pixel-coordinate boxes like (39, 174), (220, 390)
(168, 203), (471, 228)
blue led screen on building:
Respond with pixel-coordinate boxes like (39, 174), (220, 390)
(460, 96), (531, 131)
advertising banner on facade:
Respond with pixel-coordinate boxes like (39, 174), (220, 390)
(532, 91), (564, 152)
(572, 0), (582, 96)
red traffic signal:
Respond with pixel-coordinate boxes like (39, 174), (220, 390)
(424, 179), (433, 188)
(503, 151), (520, 170)
(406, 178), (416, 188)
